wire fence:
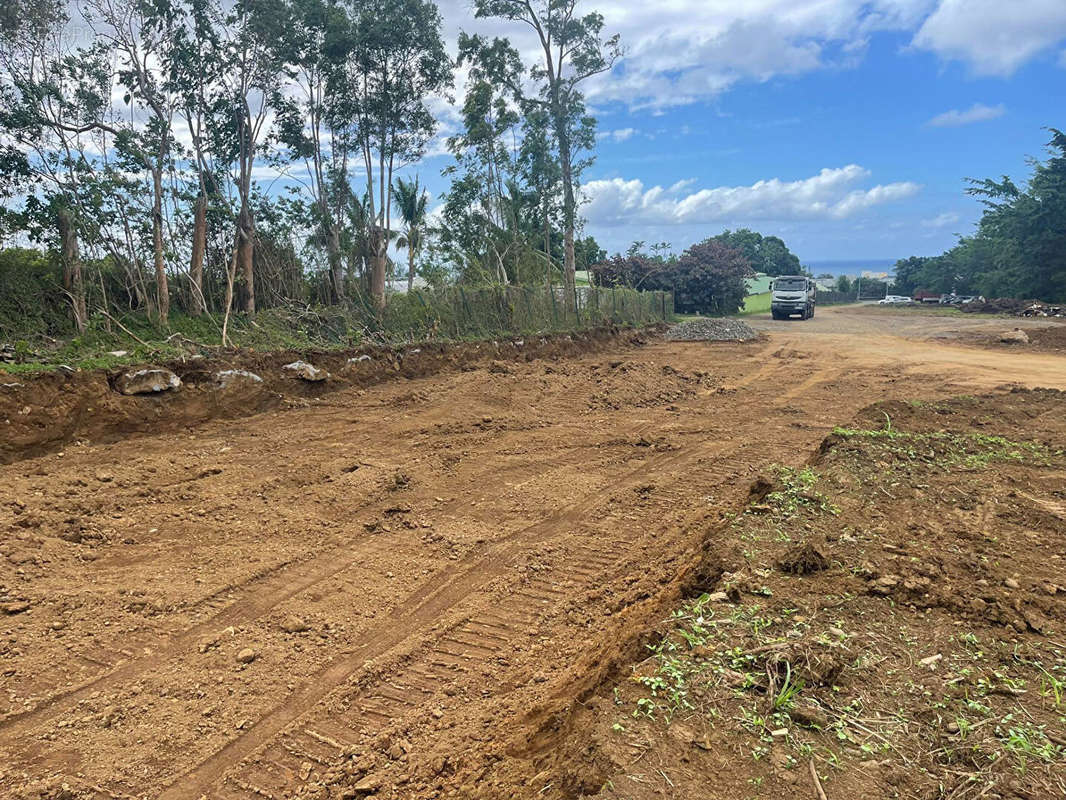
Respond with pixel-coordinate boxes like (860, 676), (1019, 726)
(377, 285), (673, 342)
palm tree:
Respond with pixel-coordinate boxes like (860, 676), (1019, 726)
(393, 176), (429, 293)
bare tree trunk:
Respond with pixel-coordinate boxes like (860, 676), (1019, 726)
(552, 97), (578, 306)
(327, 225), (344, 302)
(190, 191), (207, 315)
(369, 226), (387, 310)
(151, 165), (169, 326)
(221, 237), (240, 347)
(407, 244), (415, 293)
(238, 204), (255, 313)
(543, 194), (551, 289)
(57, 206), (87, 332)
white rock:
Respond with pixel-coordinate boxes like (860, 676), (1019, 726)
(215, 369), (263, 389)
(283, 361), (328, 382)
(116, 368), (181, 395)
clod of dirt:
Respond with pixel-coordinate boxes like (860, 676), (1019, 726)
(788, 703), (828, 729)
(94, 469), (114, 483)
(115, 368), (181, 395)
(283, 360), (328, 382)
(280, 615), (309, 633)
(777, 543), (829, 575)
(1, 601), (30, 615)
(999, 329), (1030, 344)
(664, 318), (758, 342)
(236, 648), (257, 664)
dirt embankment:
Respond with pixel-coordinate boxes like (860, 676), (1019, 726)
(507, 389), (1066, 800)
(0, 325), (657, 465)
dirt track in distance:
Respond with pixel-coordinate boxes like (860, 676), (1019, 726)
(1, 306), (1064, 799)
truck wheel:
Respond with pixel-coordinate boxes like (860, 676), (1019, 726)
(771, 311), (783, 320)
(809, 305), (815, 318)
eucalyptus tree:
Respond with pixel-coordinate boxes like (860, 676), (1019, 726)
(274, 0), (358, 302)
(441, 33), (526, 284)
(392, 176), (428, 292)
(0, 0), (114, 329)
(83, 0), (187, 325)
(331, 0), (451, 308)
(472, 0), (620, 299)
(171, 0), (228, 315)
(214, 0), (291, 315)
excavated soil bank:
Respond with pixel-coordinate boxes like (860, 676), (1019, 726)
(0, 325), (658, 465)
(1, 306), (1064, 800)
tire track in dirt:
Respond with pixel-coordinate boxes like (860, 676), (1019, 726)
(207, 446), (764, 800)
(155, 440), (743, 799)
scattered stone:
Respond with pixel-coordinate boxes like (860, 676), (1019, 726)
(707, 591), (731, 603)
(198, 635), (220, 654)
(351, 776), (381, 795)
(828, 626), (847, 638)
(348, 355), (373, 364)
(665, 318), (758, 342)
(280, 615), (309, 633)
(919, 653), (942, 669)
(1004, 577), (1020, 589)
(1, 601), (30, 615)
(283, 360), (328, 382)
(769, 728), (789, 738)
(236, 648), (257, 664)
(215, 369), (264, 389)
(115, 368), (181, 395)
(107, 350), (128, 357)
(945, 721), (960, 734)
(94, 469), (114, 483)
(998, 329), (1029, 344)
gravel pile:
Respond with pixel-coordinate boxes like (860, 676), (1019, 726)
(664, 318), (759, 342)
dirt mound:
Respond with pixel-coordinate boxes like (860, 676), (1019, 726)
(0, 325), (656, 464)
(962, 297), (1065, 317)
(487, 390), (1066, 800)
(665, 318), (759, 341)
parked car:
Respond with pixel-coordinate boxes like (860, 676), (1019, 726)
(878, 295), (912, 305)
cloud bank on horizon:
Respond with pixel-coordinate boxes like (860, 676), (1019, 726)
(429, 0), (1066, 260)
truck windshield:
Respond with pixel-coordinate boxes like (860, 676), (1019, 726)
(774, 279), (806, 291)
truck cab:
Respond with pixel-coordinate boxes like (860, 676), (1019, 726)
(770, 275), (816, 320)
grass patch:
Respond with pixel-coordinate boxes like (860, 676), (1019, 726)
(738, 292), (771, 316)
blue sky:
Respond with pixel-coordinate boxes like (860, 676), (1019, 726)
(417, 0), (1066, 264)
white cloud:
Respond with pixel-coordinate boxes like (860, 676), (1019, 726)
(913, 0), (1066, 75)
(441, 0), (939, 111)
(921, 211), (960, 228)
(926, 102), (1006, 127)
(597, 127), (638, 142)
(581, 166), (920, 227)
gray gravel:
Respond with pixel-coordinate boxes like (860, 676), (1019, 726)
(664, 318), (759, 342)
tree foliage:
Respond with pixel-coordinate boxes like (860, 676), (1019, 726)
(892, 130), (1066, 302)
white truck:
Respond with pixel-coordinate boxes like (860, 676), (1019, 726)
(770, 275), (817, 320)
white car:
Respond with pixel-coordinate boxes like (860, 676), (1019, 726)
(878, 295), (913, 305)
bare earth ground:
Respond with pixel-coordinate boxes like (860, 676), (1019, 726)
(1, 306), (1064, 800)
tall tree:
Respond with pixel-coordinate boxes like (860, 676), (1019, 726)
(333, 0), (451, 308)
(393, 176), (428, 292)
(473, 0), (620, 300)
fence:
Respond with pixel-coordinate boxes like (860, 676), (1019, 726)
(378, 285), (673, 342)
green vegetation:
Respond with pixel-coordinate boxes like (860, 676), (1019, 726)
(831, 425), (1063, 470)
(738, 292), (771, 316)
(0, 285), (670, 373)
(891, 130), (1066, 302)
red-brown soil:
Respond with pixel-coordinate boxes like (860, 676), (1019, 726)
(0, 306), (1064, 800)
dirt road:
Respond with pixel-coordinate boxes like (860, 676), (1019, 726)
(1, 306), (1063, 799)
